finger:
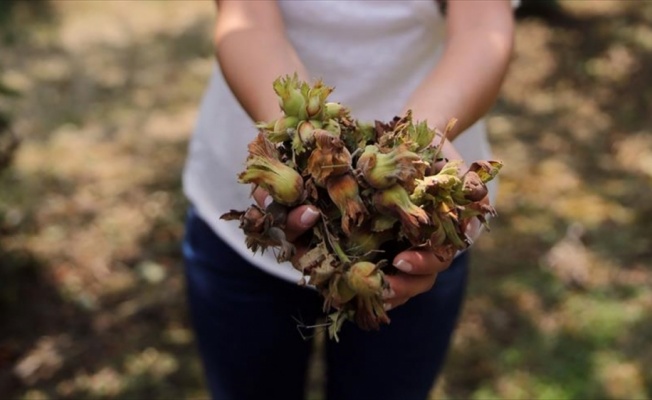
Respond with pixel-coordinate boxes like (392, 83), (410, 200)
(285, 205), (320, 242)
(464, 217), (483, 244)
(382, 272), (438, 309)
(392, 249), (452, 276)
(461, 193), (492, 244)
(251, 187), (320, 241)
(290, 244), (310, 267)
(252, 187), (272, 208)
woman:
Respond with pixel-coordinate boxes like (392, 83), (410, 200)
(182, 1), (516, 399)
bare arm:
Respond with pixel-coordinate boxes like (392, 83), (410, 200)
(404, 0), (515, 139)
(214, 1), (321, 252)
(384, 1), (515, 310)
(214, 0), (309, 122)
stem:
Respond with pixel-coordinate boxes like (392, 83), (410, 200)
(319, 219), (351, 264)
(320, 163), (349, 170)
(331, 239), (351, 264)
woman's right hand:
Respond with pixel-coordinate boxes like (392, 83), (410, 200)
(252, 187), (321, 263)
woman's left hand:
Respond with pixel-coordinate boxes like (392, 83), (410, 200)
(382, 135), (487, 310)
(382, 249), (452, 310)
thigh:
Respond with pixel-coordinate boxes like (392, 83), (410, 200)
(183, 208), (323, 400)
(325, 252), (470, 400)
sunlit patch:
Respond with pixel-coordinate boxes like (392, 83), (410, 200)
(594, 352), (647, 400)
(613, 132), (652, 179)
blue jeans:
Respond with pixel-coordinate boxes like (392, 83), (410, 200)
(182, 207), (469, 400)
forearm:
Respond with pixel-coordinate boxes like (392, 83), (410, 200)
(404, 0), (515, 140)
(214, 1), (308, 123)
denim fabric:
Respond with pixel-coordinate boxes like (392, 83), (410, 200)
(182, 207), (469, 400)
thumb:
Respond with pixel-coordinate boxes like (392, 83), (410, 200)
(392, 249), (452, 276)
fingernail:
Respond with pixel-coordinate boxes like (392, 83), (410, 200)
(382, 288), (395, 300)
(300, 207), (320, 226)
(394, 259), (413, 273)
(383, 303), (393, 311)
(264, 195), (274, 208)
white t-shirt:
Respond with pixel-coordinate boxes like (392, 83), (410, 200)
(183, 0), (506, 282)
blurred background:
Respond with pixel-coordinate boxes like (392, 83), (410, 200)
(1, 1), (651, 399)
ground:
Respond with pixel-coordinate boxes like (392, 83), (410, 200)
(1, 1), (651, 399)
